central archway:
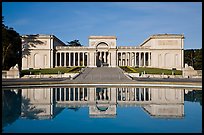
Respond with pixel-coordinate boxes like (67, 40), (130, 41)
(96, 42), (109, 67)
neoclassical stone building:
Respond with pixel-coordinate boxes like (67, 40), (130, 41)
(21, 87), (184, 119)
(21, 34), (184, 70)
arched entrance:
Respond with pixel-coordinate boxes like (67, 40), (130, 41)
(96, 42), (109, 67)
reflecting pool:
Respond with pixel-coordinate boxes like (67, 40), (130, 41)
(2, 87), (202, 133)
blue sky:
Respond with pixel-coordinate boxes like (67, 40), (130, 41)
(2, 2), (202, 49)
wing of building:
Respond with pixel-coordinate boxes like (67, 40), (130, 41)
(21, 34), (184, 70)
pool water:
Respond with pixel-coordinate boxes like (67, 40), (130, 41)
(2, 87), (202, 133)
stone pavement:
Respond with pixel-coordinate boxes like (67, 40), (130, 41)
(73, 67), (135, 83)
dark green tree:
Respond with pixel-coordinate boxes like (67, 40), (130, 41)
(184, 49), (194, 67)
(193, 48), (202, 70)
(66, 39), (82, 46)
(184, 48), (202, 70)
(2, 16), (22, 70)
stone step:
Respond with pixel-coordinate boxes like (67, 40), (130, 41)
(74, 67), (134, 83)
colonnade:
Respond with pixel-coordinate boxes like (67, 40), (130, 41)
(55, 52), (88, 67)
(54, 51), (151, 67)
(96, 51), (111, 67)
(117, 52), (151, 67)
(54, 87), (151, 103)
(117, 88), (151, 101)
(54, 88), (88, 102)
(96, 88), (111, 101)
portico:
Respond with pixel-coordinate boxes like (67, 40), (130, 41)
(21, 34), (184, 70)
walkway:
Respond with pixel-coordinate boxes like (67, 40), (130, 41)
(73, 67), (134, 83)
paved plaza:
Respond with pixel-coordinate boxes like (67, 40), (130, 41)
(73, 67), (135, 83)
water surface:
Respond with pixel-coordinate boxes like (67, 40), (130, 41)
(2, 87), (202, 133)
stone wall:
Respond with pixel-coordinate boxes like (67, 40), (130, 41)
(2, 64), (20, 78)
(21, 73), (79, 79)
(182, 64), (202, 78)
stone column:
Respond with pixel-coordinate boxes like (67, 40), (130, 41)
(73, 88), (75, 101)
(50, 50), (53, 68)
(82, 52), (85, 66)
(133, 52), (136, 67)
(77, 88), (80, 101)
(125, 52), (127, 66)
(126, 52), (130, 66)
(55, 52), (58, 67)
(59, 88), (62, 101)
(101, 51), (103, 63)
(119, 88), (122, 101)
(89, 51), (96, 67)
(144, 88), (146, 101)
(148, 52), (151, 66)
(139, 88), (141, 101)
(101, 52), (103, 63)
(82, 88), (85, 101)
(64, 52), (66, 67)
(122, 53), (125, 66)
(130, 52), (132, 66)
(104, 52), (107, 63)
(68, 88), (71, 101)
(94, 52), (96, 66)
(139, 52), (141, 67)
(85, 53), (87, 66)
(69, 53), (71, 66)
(117, 52), (120, 66)
(106, 52), (110, 65)
(144, 52), (146, 67)
(123, 52), (125, 66)
(109, 52), (111, 66)
(128, 52), (130, 66)
(148, 89), (151, 101)
(55, 88), (57, 101)
(110, 88), (117, 104)
(64, 88), (67, 101)
(78, 52), (80, 66)
(59, 52), (62, 67)
(127, 88), (129, 101)
(128, 53), (130, 66)
(125, 53), (127, 66)
(135, 52), (137, 67)
(121, 53), (123, 66)
(73, 53), (75, 66)
(111, 51), (116, 67)
(107, 88), (110, 100)
(118, 53), (120, 66)
(134, 88), (137, 101)
(89, 88), (95, 103)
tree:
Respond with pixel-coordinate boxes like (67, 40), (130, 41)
(184, 49), (194, 67)
(66, 39), (82, 46)
(184, 48), (202, 70)
(2, 16), (22, 70)
(21, 35), (44, 58)
(193, 48), (202, 70)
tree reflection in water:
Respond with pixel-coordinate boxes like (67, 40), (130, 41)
(21, 97), (44, 119)
(2, 90), (21, 128)
(2, 87), (202, 122)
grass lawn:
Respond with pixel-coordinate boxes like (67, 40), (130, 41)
(119, 66), (182, 75)
(21, 66), (85, 76)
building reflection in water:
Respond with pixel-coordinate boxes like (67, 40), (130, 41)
(18, 87), (186, 119)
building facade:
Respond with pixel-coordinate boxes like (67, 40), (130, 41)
(21, 87), (185, 119)
(21, 34), (184, 70)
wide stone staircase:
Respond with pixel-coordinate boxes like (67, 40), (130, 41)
(73, 67), (134, 83)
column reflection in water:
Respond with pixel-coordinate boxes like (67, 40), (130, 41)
(21, 88), (63, 120)
(10, 87), (188, 120)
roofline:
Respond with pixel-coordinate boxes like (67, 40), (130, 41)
(139, 34), (185, 46)
(21, 34), (66, 46)
(89, 36), (117, 39)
